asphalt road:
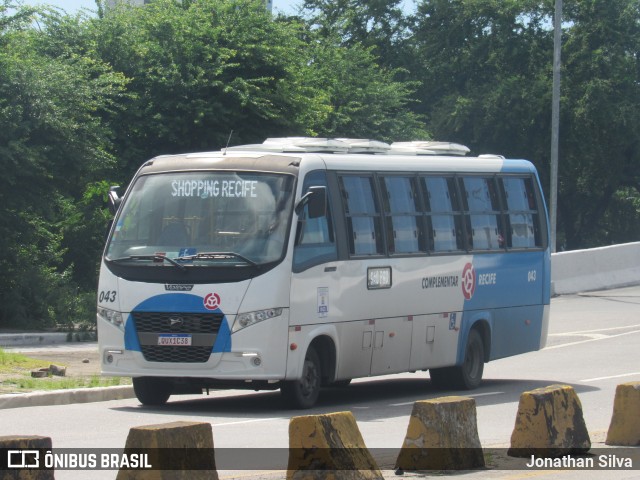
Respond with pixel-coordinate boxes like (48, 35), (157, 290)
(2, 286), (640, 480)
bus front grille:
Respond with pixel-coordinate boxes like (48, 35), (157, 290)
(132, 311), (224, 363)
(132, 312), (223, 334)
(140, 345), (213, 363)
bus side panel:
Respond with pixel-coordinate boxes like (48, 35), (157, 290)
(457, 250), (547, 365)
(409, 313), (461, 371)
(489, 304), (545, 360)
(290, 256), (468, 380)
(369, 316), (413, 376)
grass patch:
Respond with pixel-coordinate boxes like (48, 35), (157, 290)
(0, 347), (130, 393)
(0, 348), (51, 373)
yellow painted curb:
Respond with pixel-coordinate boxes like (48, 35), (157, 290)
(116, 421), (217, 480)
(287, 411), (383, 480)
(606, 381), (640, 446)
(395, 396), (484, 471)
(508, 384), (590, 457)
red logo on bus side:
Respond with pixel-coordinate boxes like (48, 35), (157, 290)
(462, 263), (476, 300)
(204, 293), (221, 310)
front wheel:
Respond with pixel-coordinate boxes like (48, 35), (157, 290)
(281, 347), (321, 409)
(133, 377), (172, 406)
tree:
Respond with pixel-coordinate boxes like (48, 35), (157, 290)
(299, 31), (427, 140)
(0, 3), (126, 328)
(92, 0), (318, 177)
(409, 0), (640, 249)
(299, 0), (413, 69)
(409, 0), (554, 157)
(558, 0), (640, 248)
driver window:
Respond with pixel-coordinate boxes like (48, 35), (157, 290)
(293, 171), (337, 272)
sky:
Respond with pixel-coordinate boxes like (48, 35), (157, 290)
(21, 0), (304, 16)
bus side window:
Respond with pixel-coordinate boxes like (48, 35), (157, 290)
(422, 176), (465, 253)
(460, 176), (504, 251)
(293, 171), (337, 271)
(339, 175), (384, 256)
(501, 176), (542, 248)
(380, 175), (423, 254)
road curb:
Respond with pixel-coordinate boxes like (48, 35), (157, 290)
(0, 385), (135, 410)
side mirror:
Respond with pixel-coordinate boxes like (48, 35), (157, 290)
(307, 186), (327, 219)
(295, 186), (327, 219)
(108, 186), (121, 215)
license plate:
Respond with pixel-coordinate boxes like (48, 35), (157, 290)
(157, 334), (192, 346)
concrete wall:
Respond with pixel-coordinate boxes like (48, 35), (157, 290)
(551, 242), (640, 295)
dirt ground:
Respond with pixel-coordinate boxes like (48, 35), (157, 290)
(24, 348), (102, 377)
(0, 344), (108, 394)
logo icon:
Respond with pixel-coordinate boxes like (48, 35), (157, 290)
(7, 450), (39, 469)
(169, 316), (184, 329)
(204, 293), (221, 311)
(461, 263), (476, 300)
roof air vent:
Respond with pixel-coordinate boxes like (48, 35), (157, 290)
(389, 141), (470, 156)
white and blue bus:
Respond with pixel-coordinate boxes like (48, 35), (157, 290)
(98, 137), (551, 408)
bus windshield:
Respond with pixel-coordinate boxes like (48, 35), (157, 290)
(106, 171), (295, 267)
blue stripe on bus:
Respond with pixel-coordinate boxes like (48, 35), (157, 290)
(124, 293), (231, 353)
(456, 251), (546, 365)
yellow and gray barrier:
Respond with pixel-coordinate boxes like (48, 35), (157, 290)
(395, 396), (484, 471)
(287, 411), (383, 480)
(606, 381), (640, 446)
(116, 421), (217, 480)
(509, 384), (590, 457)
(0, 435), (53, 480)
(4, 381), (640, 477)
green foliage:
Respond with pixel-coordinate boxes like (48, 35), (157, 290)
(0, 4), (126, 329)
(299, 0), (412, 68)
(1, 0), (639, 328)
(408, 0), (555, 158)
(93, 0), (316, 173)
(299, 32), (428, 140)
(558, 0), (640, 248)
(404, 0), (640, 250)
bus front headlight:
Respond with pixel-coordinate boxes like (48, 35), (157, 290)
(97, 307), (124, 330)
(233, 308), (283, 333)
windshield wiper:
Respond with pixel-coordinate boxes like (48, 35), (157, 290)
(176, 252), (258, 267)
(109, 255), (187, 271)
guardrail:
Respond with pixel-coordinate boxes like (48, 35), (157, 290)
(551, 241), (640, 295)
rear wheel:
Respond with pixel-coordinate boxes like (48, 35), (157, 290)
(281, 347), (321, 409)
(133, 377), (172, 406)
(430, 329), (485, 390)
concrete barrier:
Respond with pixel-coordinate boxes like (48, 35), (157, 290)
(116, 421), (217, 480)
(0, 435), (53, 479)
(551, 241), (640, 295)
(509, 384), (590, 457)
(0, 333), (68, 348)
(605, 381), (640, 446)
(395, 396), (484, 471)
(287, 411), (382, 480)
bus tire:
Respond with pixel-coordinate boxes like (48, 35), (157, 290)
(430, 329), (485, 390)
(133, 377), (172, 406)
(454, 329), (485, 389)
(281, 347), (321, 409)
